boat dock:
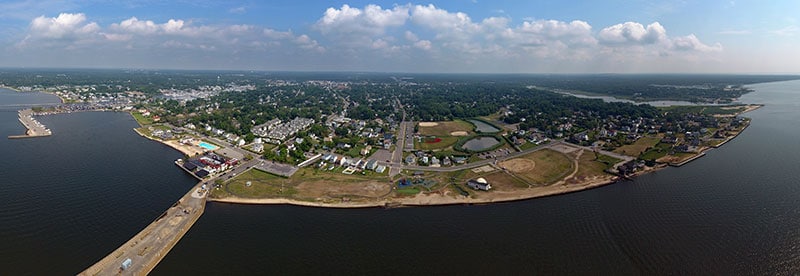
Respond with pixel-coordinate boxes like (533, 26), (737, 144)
(78, 181), (208, 276)
(8, 109), (51, 139)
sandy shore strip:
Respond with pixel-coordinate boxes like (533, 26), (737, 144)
(132, 128), (202, 157)
(0, 85), (22, 92)
(741, 104), (763, 114)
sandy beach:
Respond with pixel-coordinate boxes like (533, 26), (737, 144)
(132, 128), (203, 157)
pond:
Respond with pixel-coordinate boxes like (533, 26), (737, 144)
(469, 120), (500, 133)
(462, 136), (501, 151)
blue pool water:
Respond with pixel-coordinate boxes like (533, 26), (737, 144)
(198, 142), (217, 150)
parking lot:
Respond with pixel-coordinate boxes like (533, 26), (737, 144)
(253, 160), (298, 177)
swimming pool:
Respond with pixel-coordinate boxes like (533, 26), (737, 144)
(198, 141), (218, 150)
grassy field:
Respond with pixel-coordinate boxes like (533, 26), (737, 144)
(572, 153), (616, 181)
(507, 149), (573, 185)
(640, 142), (673, 161)
(613, 136), (661, 157)
(395, 187), (421, 195)
(415, 136), (459, 150)
(518, 141), (542, 151)
(703, 106), (745, 115)
(218, 166), (392, 200)
(595, 153), (622, 165)
(479, 112), (503, 122)
(225, 169), (294, 198)
(483, 171), (529, 189)
(130, 112), (153, 126)
(660, 105), (746, 116)
(418, 120), (474, 136)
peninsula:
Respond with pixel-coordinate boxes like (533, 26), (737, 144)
(2, 71), (779, 273)
(6, 72), (773, 210)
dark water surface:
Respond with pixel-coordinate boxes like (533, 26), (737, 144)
(0, 89), (197, 275)
(2, 80), (800, 275)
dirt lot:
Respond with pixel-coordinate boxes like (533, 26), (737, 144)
(296, 179), (391, 199)
(499, 158), (535, 173)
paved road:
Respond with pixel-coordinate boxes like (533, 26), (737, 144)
(389, 97), (408, 177)
(403, 121), (414, 151)
(560, 141), (634, 163)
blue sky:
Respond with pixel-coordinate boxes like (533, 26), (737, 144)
(0, 0), (798, 73)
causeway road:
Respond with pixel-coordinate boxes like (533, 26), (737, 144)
(79, 181), (208, 275)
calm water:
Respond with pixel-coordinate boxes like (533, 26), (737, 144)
(462, 136), (501, 151)
(2, 80), (800, 275)
(0, 89), (197, 275)
(469, 119), (500, 133)
(556, 91), (717, 106)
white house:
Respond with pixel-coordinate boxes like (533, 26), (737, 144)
(467, 178), (492, 191)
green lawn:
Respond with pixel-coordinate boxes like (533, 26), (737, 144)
(640, 142), (673, 161)
(418, 120), (474, 136)
(131, 112), (153, 126)
(415, 136), (460, 150)
(595, 153), (622, 166)
(512, 149), (573, 185)
(395, 187), (421, 195)
(225, 169), (295, 198)
(613, 136), (661, 157)
(518, 141), (540, 151)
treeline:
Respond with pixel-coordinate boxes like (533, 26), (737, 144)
(0, 69), (265, 95)
(522, 74), (800, 103)
(505, 89), (660, 132)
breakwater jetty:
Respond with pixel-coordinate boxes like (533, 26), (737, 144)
(78, 181), (208, 275)
(8, 109), (51, 139)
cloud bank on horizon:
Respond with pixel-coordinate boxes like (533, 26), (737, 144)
(0, 1), (797, 73)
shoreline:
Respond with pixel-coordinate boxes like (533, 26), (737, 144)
(2, 86), (66, 103)
(208, 176), (622, 208)
(130, 102), (759, 209)
(0, 85), (21, 92)
(39, 90), (66, 104)
(132, 127), (199, 157)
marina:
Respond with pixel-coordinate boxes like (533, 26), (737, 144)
(8, 109), (51, 139)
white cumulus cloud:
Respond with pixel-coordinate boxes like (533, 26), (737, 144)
(598, 22), (667, 45)
(29, 13), (99, 39)
(315, 4), (409, 36)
